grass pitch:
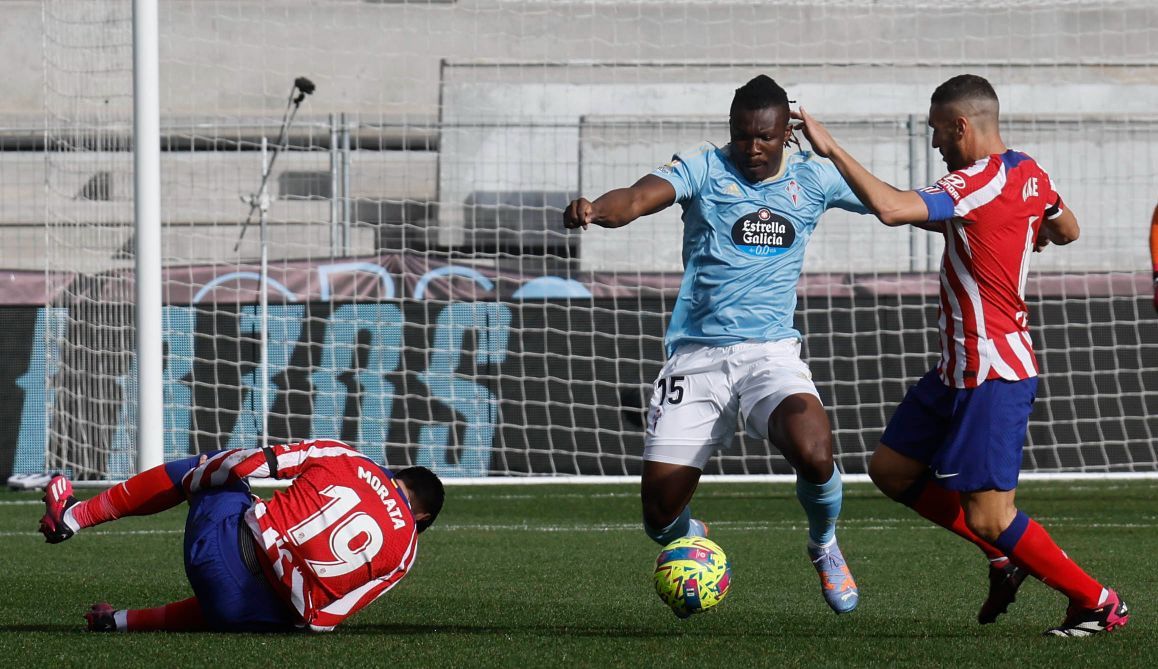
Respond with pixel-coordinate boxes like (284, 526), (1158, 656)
(1, 480), (1154, 668)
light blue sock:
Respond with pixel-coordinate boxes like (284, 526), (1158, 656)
(796, 468), (843, 546)
(644, 506), (707, 545)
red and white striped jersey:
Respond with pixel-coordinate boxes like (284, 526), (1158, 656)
(915, 150), (1066, 388)
(184, 440), (417, 632)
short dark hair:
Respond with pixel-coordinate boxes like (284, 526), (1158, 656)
(931, 74), (999, 107)
(396, 466), (444, 533)
(732, 75), (790, 114)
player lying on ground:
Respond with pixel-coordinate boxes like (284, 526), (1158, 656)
(38, 439), (444, 632)
(564, 75), (868, 614)
(792, 74), (1129, 637)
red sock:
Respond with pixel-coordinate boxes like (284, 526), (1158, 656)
(70, 464), (184, 529)
(903, 478), (1007, 563)
(997, 513), (1105, 609)
(124, 597), (205, 632)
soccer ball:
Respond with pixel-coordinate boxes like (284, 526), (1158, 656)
(653, 536), (732, 618)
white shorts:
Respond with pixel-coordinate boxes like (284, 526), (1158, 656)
(642, 339), (821, 470)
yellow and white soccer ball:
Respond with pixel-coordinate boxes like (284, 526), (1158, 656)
(653, 536), (732, 618)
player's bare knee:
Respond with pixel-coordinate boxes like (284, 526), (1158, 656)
(868, 445), (924, 500)
(867, 451), (901, 498)
(640, 494), (681, 530)
(795, 439), (834, 483)
(639, 481), (672, 528)
(963, 510), (1006, 543)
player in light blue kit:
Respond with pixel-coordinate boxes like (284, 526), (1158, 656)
(564, 75), (867, 614)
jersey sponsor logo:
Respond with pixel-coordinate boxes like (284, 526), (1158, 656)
(358, 466), (408, 530)
(1022, 177), (1039, 201)
(937, 174), (967, 198)
(730, 208), (796, 257)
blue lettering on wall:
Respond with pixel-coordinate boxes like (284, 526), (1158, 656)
(9, 301), (517, 478)
(310, 303), (403, 462)
(226, 304), (306, 450)
(417, 303), (512, 478)
(162, 307), (196, 460)
(14, 307), (67, 475)
(108, 357), (137, 480)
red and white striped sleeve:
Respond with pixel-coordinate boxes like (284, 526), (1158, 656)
(304, 533), (418, 632)
(262, 439), (367, 480)
(183, 439), (365, 494)
(182, 447), (274, 494)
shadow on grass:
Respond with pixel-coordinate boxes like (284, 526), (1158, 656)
(340, 621), (986, 640)
(0, 620), (1004, 641)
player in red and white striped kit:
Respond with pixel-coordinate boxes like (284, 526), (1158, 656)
(793, 74), (1129, 637)
(38, 439), (444, 633)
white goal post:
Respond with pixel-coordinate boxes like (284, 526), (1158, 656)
(1, 0), (1153, 484)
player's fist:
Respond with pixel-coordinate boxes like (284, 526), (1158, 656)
(563, 198), (594, 230)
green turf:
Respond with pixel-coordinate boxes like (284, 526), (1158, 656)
(1, 480), (1154, 668)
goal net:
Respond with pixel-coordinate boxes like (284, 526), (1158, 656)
(10, 0), (1156, 482)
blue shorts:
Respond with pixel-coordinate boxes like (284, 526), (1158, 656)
(167, 453), (299, 632)
(880, 369), (1038, 492)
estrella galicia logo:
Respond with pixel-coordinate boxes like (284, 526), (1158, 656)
(730, 208), (796, 257)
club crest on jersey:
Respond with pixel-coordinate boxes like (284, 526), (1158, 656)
(785, 180), (800, 208)
(731, 208), (796, 257)
(656, 158), (681, 174)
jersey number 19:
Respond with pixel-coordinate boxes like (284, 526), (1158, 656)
(287, 485), (384, 578)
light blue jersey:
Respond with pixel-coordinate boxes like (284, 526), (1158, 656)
(652, 142), (868, 356)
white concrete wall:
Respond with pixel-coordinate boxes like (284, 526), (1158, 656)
(1, 1), (1155, 272)
(442, 73), (1158, 272)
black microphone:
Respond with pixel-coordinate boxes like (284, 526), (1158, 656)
(293, 77), (316, 104)
(294, 77), (316, 95)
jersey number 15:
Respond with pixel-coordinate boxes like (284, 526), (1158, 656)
(656, 376), (686, 405)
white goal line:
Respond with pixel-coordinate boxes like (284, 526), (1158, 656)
(52, 471), (1158, 489)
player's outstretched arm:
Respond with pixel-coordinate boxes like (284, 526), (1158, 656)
(563, 175), (676, 230)
(792, 108), (931, 227)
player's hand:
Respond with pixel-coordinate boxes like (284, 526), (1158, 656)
(1033, 230), (1050, 252)
(563, 198), (594, 230)
(789, 107), (838, 158)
